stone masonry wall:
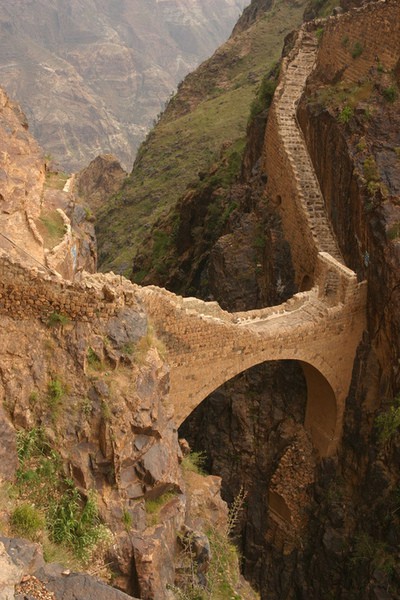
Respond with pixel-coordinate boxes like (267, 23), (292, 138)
(139, 268), (366, 457)
(264, 26), (343, 289)
(315, 0), (400, 85)
(0, 251), (141, 321)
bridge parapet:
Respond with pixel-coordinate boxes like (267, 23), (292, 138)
(315, 252), (359, 304)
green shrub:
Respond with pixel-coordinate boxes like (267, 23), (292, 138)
(15, 428), (109, 564)
(145, 492), (177, 526)
(352, 41), (363, 59)
(17, 427), (49, 464)
(121, 342), (136, 355)
(363, 156), (380, 183)
(80, 397), (92, 417)
(122, 509), (133, 531)
(316, 27), (324, 43)
(337, 105), (354, 124)
(357, 137), (367, 152)
(48, 487), (109, 562)
(47, 312), (70, 327)
(382, 86), (398, 103)
(101, 400), (112, 422)
(181, 451), (207, 475)
(375, 398), (400, 444)
(11, 503), (45, 540)
(47, 377), (64, 415)
(87, 347), (103, 370)
(134, 323), (167, 363)
(171, 488), (248, 599)
(377, 61), (384, 74)
(249, 71), (277, 120)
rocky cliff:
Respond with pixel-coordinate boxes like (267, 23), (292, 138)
(0, 85), (257, 599)
(2, 0), (400, 599)
(0, 0), (247, 171)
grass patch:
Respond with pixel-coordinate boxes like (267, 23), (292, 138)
(314, 80), (373, 113)
(11, 503), (45, 540)
(145, 492), (177, 526)
(47, 311), (70, 327)
(337, 105), (354, 124)
(382, 85), (398, 103)
(12, 427), (110, 564)
(45, 171), (69, 191)
(134, 323), (167, 363)
(122, 509), (133, 531)
(47, 377), (65, 416)
(121, 342), (136, 355)
(375, 397), (400, 445)
(48, 488), (109, 561)
(316, 27), (324, 43)
(87, 347), (103, 371)
(351, 41), (363, 59)
(181, 451), (207, 475)
(38, 210), (67, 249)
(387, 221), (400, 241)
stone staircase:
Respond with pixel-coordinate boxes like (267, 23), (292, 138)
(275, 31), (343, 263)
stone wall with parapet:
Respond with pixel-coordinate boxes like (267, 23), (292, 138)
(264, 97), (318, 285)
(315, 0), (400, 85)
(263, 25), (343, 289)
(0, 251), (140, 321)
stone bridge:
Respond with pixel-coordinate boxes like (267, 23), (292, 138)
(141, 252), (366, 457)
(140, 23), (367, 458)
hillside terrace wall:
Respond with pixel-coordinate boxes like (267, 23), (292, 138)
(315, 0), (400, 85)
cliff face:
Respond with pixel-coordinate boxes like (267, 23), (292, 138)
(0, 0), (247, 171)
(292, 5), (400, 596)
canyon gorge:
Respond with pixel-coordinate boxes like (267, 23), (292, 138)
(1, 0), (400, 599)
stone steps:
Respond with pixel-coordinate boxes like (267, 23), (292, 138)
(274, 32), (343, 263)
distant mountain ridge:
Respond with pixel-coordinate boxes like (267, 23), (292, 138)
(0, 0), (247, 171)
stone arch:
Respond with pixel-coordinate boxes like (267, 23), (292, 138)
(176, 357), (338, 458)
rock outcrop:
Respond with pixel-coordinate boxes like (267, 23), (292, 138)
(76, 155), (127, 213)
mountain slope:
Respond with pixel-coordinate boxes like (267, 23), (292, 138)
(95, 0), (309, 275)
(0, 0), (247, 171)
